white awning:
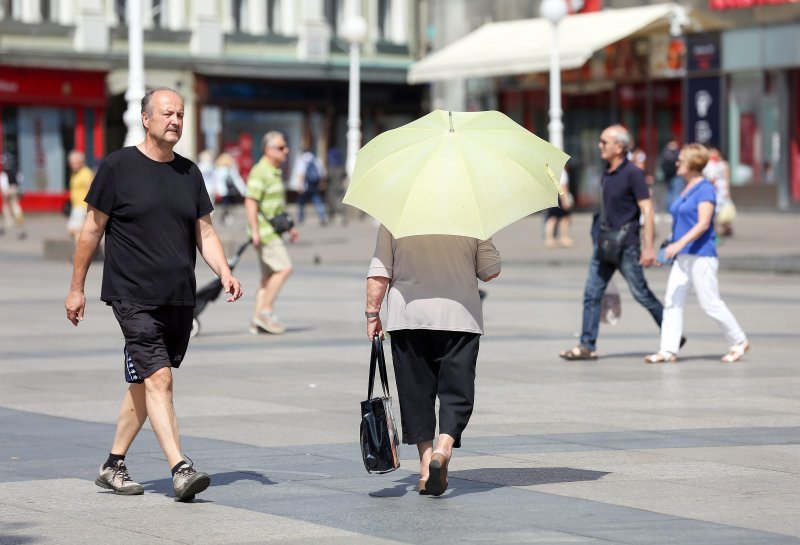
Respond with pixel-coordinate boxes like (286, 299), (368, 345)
(408, 3), (679, 84)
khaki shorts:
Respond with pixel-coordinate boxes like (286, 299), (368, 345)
(67, 206), (87, 232)
(259, 238), (292, 275)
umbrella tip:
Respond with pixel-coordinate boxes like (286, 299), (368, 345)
(545, 163), (565, 195)
(449, 111), (454, 133)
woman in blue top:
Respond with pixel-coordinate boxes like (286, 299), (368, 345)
(645, 144), (749, 364)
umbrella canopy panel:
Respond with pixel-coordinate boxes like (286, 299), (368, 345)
(344, 110), (570, 239)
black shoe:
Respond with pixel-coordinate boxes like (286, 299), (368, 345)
(680, 336), (687, 349)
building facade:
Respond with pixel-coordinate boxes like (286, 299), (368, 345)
(0, 0), (424, 210)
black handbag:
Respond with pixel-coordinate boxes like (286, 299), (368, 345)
(359, 336), (400, 474)
(267, 212), (295, 234)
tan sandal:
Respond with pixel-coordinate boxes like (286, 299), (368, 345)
(721, 341), (749, 363)
(644, 351), (677, 364)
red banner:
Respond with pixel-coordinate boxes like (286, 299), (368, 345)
(0, 66), (106, 107)
(711, 0), (798, 9)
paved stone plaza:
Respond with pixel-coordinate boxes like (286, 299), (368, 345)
(1, 211), (799, 544)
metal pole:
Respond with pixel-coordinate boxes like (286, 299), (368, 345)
(345, 41), (362, 179)
(123, 0), (146, 147)
(547, 20), (564, 151)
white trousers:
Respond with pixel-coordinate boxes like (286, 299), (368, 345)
(660, 254), (747, 354)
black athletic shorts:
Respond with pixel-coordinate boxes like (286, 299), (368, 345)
(110, 300), (193, 384)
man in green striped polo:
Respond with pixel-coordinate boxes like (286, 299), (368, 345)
(245, 131), (298, 335)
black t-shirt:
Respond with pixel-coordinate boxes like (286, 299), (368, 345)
(598, 158), (650, 246)
(85, 146), (213, 306)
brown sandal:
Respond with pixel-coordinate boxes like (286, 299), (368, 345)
(559, 346), (598, 361)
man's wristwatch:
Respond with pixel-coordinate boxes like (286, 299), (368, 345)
(365, 311), (379, 318)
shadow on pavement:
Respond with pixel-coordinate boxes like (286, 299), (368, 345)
(141, 470), (276, 495)
(369, 467), (610, 499)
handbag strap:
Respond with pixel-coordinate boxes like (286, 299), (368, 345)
(368, 335), (391, 399)
(599, 177), (610, 226)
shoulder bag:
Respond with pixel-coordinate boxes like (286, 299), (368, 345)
(268, 212), (295, 234)
(596, 183), (631, 267)
(258, 209), (294, 235)
(359, 335), (401, 474)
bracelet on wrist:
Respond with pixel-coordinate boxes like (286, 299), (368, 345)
(365, 311), (379, 318)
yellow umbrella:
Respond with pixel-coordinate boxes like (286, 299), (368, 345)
(343, 109), (570, 239)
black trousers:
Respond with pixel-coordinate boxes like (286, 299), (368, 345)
(389, 330), (480, 448)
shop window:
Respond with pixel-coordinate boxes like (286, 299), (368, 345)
(152, 0), (164, 28)
(267, 0), (283, 34)
(378, 0), (391, 41)
(115, 0), (126, 25)
(232, 0), (246, 33)
(0, 0), (17, 20)
(324, 0), (345, 36)
(728, 72), (762, 187)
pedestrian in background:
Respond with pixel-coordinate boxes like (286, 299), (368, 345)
(197, 149), (217, 203)
(560, 124), (673, 361)
(543, 169), (574, 249)
(295, 148), (328, 226)
(245, 131), (297, 335)
(213, 151), (247, 226)
(365, 225), (500, 496)
(326, 147), (348, 225)
(660, 138), (683, 213)
(645, 144), (749, 364)
(66, 150), (93, 245)
(0, 153), (26, 239)
(64, 88), (242, 502)
(704, 147), (736, 237)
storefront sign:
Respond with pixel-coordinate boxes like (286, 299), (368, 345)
(650, 35), (686, 78)
(686, 77), (722, 147)
(710, 0), (799, 9)
(687, 33), (721, 73)
(0, 66), (106, 107)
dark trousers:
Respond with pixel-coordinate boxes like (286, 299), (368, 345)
(390, 330), (480, 448)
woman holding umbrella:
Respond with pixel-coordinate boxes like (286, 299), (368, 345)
(352, 110), (567, 496)
(366, 227), (500, 496)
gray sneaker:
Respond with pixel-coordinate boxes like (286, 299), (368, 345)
(95, 460), (144, 495)
(172, 461), (210, 502)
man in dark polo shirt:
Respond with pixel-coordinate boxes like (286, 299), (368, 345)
(560, 124), (669, 361)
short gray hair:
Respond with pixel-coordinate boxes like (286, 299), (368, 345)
(606, 124), (631, 149)
(261, 131), (285, 151)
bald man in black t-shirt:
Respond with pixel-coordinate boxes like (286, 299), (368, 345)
(65, 88), (242, 501)
(560, 124), (669, 361)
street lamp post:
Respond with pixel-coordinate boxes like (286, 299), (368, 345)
(541, 0), (568, 151)
(341, 14), (368, 179)
(123, 0), (145, 146)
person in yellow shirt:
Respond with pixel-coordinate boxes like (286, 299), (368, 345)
(67, 150), (94, 244)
